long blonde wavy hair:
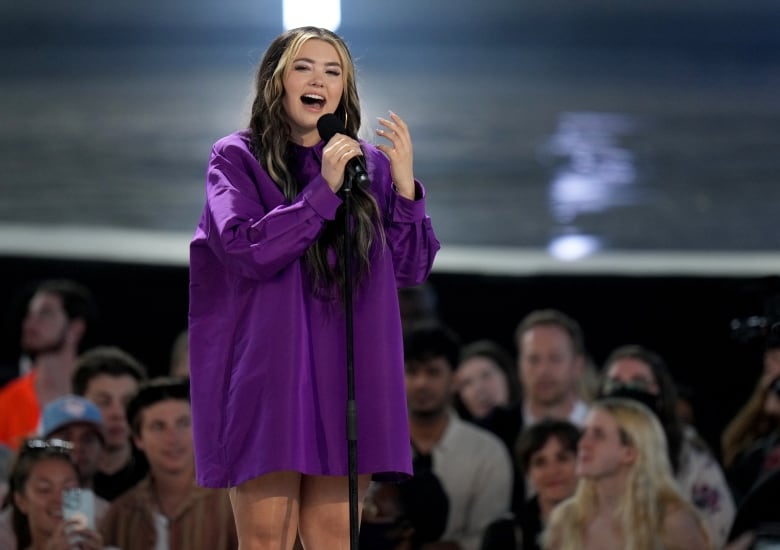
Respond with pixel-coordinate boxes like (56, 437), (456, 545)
(545, 398), (706, 550)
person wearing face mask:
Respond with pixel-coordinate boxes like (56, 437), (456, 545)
(599, 344), (736, 548)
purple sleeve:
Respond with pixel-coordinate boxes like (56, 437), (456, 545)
(385, 181), (440, 286)
(360, 143), (440, 287)
(204, 140), (343, 280)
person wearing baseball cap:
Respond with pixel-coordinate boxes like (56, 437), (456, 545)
(40, 394), (105, 488)
(40, 395), (110, 523)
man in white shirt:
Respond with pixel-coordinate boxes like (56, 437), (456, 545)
(478, 309), (591, 517)
(404, 323), (513, 550)
(516, 309), (590, 428)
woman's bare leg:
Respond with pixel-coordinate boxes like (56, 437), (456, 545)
(228, 470), (302, 550)
(297, 474), (371, 550)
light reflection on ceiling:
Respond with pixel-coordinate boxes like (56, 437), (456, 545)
(544, 111), (643, 260)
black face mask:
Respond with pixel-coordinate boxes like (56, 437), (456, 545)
(358, 521), (407, 550)
(603, 385), (662, 418)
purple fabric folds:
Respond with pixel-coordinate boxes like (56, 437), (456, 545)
(188, 130), (439, 488)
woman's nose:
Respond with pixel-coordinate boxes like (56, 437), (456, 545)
(310, 71), (325, 86)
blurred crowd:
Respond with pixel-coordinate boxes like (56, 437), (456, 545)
(1, 278), (778, 549)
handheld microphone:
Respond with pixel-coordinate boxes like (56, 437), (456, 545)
(317, 114), (370, 188)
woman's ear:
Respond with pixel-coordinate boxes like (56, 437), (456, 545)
(620, 444), (638, 466)
(66, 317), (86, 347)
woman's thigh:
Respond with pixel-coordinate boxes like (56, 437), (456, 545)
(228, 470), (302, 550)
(297, 474), (371, 550)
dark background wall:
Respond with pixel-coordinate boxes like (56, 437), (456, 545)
(2, 255), (777, 455)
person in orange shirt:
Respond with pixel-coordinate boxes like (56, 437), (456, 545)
(0, 279), (97, 450)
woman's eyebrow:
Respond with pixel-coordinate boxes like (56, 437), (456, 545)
(294, 57), (342, 68)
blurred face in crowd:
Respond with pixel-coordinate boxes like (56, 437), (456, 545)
(577, 408), (635, 480)
(21, 292), (72, 356)
(520, 325), (582, 409)
(455, 356), (510, 419)
(528, 435), (579, 507)
(48, 424), (103, 485)
(604, 357), (660, 396)
(83, 374), (138, 451)
(405, 357), (454, 420)
(134, 399), (194, 476)
(14, 457), (80, 540)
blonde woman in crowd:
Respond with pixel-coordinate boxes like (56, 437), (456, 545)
(544, 398), (711, 550)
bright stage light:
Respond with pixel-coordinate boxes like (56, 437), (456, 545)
(283, 0), (341, 31)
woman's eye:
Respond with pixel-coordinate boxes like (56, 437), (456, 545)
(327, 70), (341, 76)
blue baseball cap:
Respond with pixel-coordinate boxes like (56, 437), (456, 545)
(40, 394), (104, 441)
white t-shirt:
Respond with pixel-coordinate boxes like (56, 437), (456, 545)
(153, 512), (170, 550)
(428, 410), (514, 550)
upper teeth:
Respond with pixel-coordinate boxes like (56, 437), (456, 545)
(303, 94), (324, 101)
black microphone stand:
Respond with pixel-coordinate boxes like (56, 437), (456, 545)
(341, 173), (360, 550)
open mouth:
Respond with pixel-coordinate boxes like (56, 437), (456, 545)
(301, 94), (326, 108)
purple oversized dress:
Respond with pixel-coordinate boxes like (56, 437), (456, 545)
(188, 130), (439, 488)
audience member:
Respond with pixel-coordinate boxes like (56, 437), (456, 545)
(39, 395), (110, 520)
(600, 344), (735, 547)
(72, 346), (149, 501)
(722, 337), (780, 474)
(454, 339), (519, 422)
(479, 309), (589, 518)
(545, 398), (710, 550)
(100, 377), (237, 549)
(516, 310), (590, 426)
(360, 482), (415, 550)
(2, 438), (103, 550)
(359, 462), (449, 550)
(515, 419), (580, 550)
(481, 309), (589, 451)
(0, 279), (98, 450)
(0, 396), (111, 550)
(404, 323), (513, 550)
(725, 373), (780, 504)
